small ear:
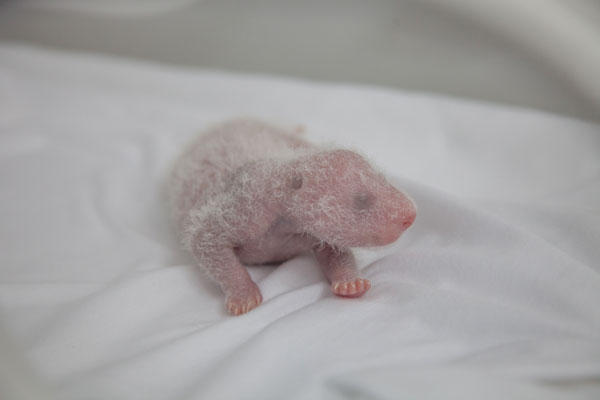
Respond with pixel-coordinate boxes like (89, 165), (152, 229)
(291, 173), (303, 190)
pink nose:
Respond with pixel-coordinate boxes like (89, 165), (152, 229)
(402, 212), (416, 229)
(390, 206), (416, 238)
(376, 211), (416, 245)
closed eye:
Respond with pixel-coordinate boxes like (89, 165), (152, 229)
(354, 192), (374, 210)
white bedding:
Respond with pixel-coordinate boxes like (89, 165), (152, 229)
(0, 43), (599, 400)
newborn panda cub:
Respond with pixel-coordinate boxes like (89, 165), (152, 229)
(168, 119), (416, 315)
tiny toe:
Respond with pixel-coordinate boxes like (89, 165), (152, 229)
(331, 278), (371, 298)
(226, 284), (263, 316)
(348, 281), (357, 294)
(341, 282), (349, 295)
(356, 279), (364, 292)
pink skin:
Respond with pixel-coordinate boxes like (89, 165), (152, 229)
(174, 121), (416, 315)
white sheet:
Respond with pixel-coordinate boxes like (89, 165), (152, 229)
(1, 43), (599, 400)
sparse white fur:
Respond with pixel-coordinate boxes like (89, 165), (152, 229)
(166, 118), (416, 315)
(167, 118), (317, 250)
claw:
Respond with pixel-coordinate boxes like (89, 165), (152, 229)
(356, 280), (364, 292)
(331, 278), (371, 298)
(226, 286), (264, 316)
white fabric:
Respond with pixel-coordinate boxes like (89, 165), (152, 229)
(1, 43), (599, 400)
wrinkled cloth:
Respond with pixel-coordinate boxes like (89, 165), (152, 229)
(0, 43), (599, 400)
